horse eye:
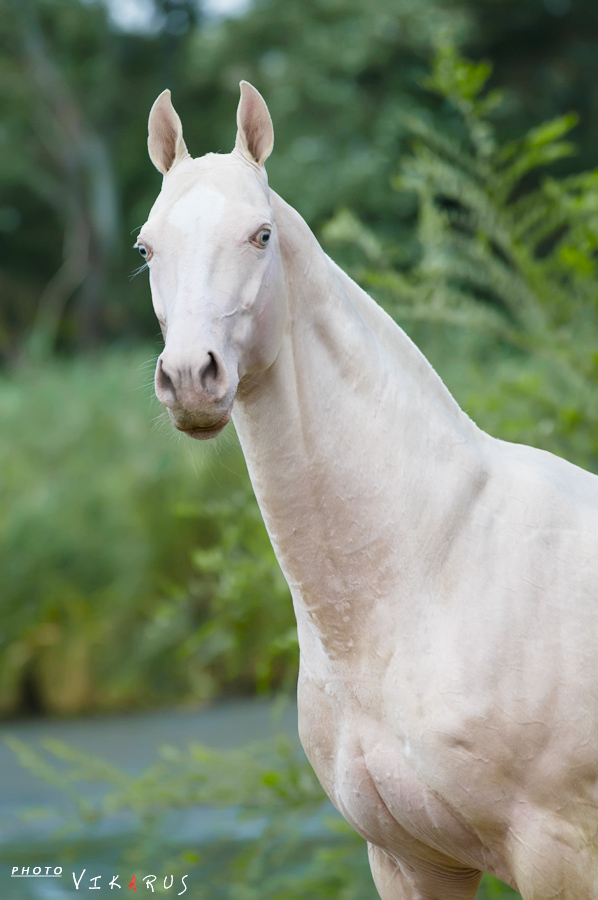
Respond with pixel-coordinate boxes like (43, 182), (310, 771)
(138, 245), (148, 259)
(258, 229), (271, 247)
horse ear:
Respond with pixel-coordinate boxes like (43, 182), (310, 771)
(148, 89), (189, 176)
(235, 81), (274, 167)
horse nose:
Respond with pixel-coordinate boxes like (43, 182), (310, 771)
(155, 351), (228, 409)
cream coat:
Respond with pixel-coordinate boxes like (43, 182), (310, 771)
(138, 83), (598, 900)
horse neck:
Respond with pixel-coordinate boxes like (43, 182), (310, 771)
(233, 191), (486, 662)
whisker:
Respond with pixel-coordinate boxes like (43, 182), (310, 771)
(137, 355), (160, 370)
(129, 263), (149, 280)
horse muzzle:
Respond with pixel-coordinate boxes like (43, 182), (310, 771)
(155, 349), (236, 439)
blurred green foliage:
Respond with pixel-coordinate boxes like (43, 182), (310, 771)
(0, 347), (294, 715)
(183, 489), (298, 697)
(0, 347), (192, 713)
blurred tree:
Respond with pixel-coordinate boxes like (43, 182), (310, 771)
(0, 0), (119, 356)
(0, 0), (200, 358)
(461, 0), (598, 175)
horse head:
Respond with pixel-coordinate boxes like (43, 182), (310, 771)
(138, 82), (287, 439)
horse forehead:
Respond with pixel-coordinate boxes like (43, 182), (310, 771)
(166, 182), (227, 234)
(169, 153), (264, 201)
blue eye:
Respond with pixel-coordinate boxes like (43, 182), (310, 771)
(134, 241), (151, 260)
(259, 229), (270, 245)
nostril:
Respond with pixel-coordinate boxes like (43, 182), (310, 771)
(200, 352), (222, 393)
(155, 357), (177, 407)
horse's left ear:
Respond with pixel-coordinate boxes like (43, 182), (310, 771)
(235, 81), (274, 167)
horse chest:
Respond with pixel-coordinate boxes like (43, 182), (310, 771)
(297, 670), (494, 874)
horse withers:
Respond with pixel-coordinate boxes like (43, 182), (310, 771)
(136, 82), (598, 900)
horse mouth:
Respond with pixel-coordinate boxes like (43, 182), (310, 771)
(174, 407), (232, 440)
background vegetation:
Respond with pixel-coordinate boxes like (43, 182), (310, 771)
(1, 0), (597, 897)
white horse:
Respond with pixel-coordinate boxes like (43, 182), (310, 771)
(137, 82), (598, 900)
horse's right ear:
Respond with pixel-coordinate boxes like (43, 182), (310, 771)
(148, 90), (189, 176)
